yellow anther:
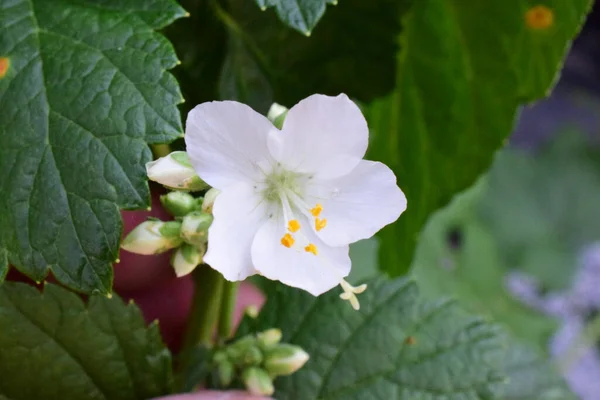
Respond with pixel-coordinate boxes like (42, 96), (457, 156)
(525, 5), (554, 30)
(310, 204), (323, 217)
(304, 243), (318, 255)
(281, 233), (295, 248)
(315, 218), (327, 231)
(288, 219), (301, 232)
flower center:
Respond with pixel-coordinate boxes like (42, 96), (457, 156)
(263, 168), (302, 202)
(262, 168), (365, 310)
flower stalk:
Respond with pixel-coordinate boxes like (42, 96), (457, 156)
(218, 280), (239, 342)
(182, 265), (225, 350)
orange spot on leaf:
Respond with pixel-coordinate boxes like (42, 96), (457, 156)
(525, 5), (554, 30)
(405, 336), (416, 345)
(0, 57), (10, 79)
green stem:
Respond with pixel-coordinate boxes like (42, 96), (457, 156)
(218, 281), (239, 342)
(176, 265), (225, 390)
(182, 265), (225, 350)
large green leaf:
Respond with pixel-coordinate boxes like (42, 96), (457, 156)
(0, 282), (172, 400)
(225, 0), (410, 110)
(254, 0), (333, 35)
(218, 36), (273, 114)
(0, 0), (185, 293)
(368, 0), (592, 276)
(237, 278), (506, 399)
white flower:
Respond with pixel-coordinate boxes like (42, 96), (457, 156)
(146, 151), (208, 191)
(185, 94), (406, 307)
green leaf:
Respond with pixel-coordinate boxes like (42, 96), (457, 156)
(367, 0), (592, 276)
(0, 249), (7, 282)
(218, 36), (273, 113)
(226, 0), (410, 108)
(495, 341), (575, 400)
(412, 183), (556, 351)
(0, 282), (172, 400)
(0, 0), (185, 293)
(254, 0), (331, 35)
(237, 278), (506, 399)
(347, 238), (379, 284)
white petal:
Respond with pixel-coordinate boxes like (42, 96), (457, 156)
(204, 183), (268, 281)
(251, 214), (350, 296)
(309, 160), (406, 246)
(185, 101), (276, 190)
(268, 94), (368, 180)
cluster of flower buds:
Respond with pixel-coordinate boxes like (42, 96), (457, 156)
(212, 328), (309, 396)
(121, 188), (220, 277)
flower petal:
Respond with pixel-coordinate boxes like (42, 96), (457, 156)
(185, 101), (276, 190)
(251, 214), (350, 296)
(309, 160), (406, 246)
(268, 94), (368, 180)
(204, 183), (268, 281)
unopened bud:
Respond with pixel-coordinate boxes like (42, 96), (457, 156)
(264, 344), (309, 376)
(201, 188), (220, 214)
(216, 358), (234, 387)
(160, 191), (197, 217)
(181, 211), (213, 246)
(241, 346), (263, 367)
(242, 367), (274, 396)
(257, 328), (282, 349)
(171, 243), (204, 277)
(225, 335), (257, 361)
(267, 103), (288, 130)
(245, 305), (259, 319)
(146, 151), (208, 191)
(121, 220), (182, 255)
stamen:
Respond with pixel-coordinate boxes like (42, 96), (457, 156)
(281, 233), (295, 248)
(340, 292), (360, 310)
(339, 279), (368, 310)
(304, 243), (318, 255)
(310, 204), (323, 217)
(288, 219), (301, 232)
(315, 218), (327, 231)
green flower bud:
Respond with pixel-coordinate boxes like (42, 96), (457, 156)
(245, 305), (259, 319)
(225, 335), (256, 361)
(181, 211), (213, 247)
(160, 191), (197, 216)
(241, 346), (263, 367)
(171, 243), (204, 277)
(267, 103), (288, 130)
(242, 367), (274, 396)
(216, 358), (234, 387)
(264, 344), (309, 377)
(257, 328), (282, 349)
(145, 151), (208, 191)
(121, 220), (182, 255)
(201, 188), (220, 214)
